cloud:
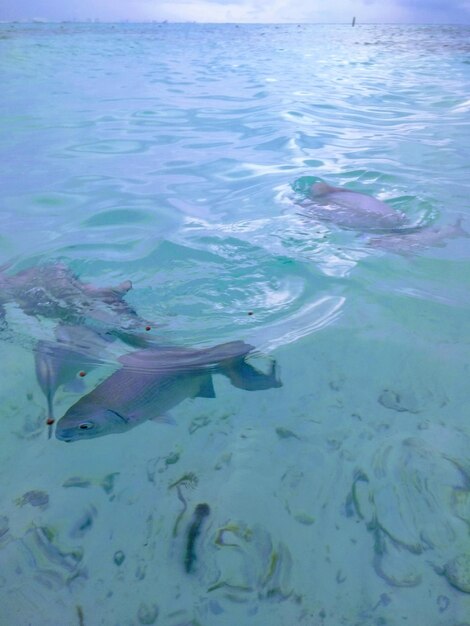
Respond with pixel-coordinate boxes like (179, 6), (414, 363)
(1, 0), (468, 23)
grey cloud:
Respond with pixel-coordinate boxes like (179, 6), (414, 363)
(1, 0), (469, 23)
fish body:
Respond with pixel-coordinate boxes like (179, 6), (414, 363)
(369, 219), (468, 254)
(0, 263), (140, 329)
(304, 182), (406, 231)
(56, 341), (281, 442)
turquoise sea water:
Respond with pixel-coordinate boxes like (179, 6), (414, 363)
(1, 22), (470, 625)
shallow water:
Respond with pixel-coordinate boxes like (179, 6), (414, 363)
(1, 22), (470, 625)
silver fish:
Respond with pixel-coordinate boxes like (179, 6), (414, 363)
(56, 341), (281, 442)
(35, 325), (112, 423)
(35, 323), (156, 430)
(0, 262), (141, 329)
(368, 218), (468, 254)
(301, 182), (407, 231)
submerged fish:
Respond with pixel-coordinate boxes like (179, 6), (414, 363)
(36, 322), (167, 433)
(301, 181), (407, 231)
(0, 262), (141, 329)
(34, 325), (113, 424)
(0, 262), (153, 425)
(368, 218), (468, 254)
(56, 340), (282, 442)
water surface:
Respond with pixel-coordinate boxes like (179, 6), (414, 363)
(1, 22), (470, 625)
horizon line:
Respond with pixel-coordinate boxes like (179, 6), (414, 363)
(1, 20), (469, 26)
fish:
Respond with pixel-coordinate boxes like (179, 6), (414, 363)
(0, 262), (153, 426)
(55, 340), (282, 442)
(368, 218), (469, 254)
(0, 262), (143, 330)
(35, 323), (159, 436)
(184, 503), (210, 574)
(300, 181), (407, 232)
(34, 325), (113, 426)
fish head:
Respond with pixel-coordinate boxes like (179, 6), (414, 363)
(56, 403), (131, 442)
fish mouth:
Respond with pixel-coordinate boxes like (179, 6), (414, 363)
(55, 430), (74, 442)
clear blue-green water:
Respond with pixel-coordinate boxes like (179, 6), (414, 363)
(1, 22), (470, 625)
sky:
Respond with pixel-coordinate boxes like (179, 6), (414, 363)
(1, 0), (469, 24)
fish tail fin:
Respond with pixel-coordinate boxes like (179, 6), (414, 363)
(220, 356), (282, 391)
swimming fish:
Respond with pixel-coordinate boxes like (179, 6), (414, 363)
(301, 181), (407, 231)
(34, 325), (112, 425)
(56, 340), (282, 442)
(0, 263), (153, 426)
(184, 503), (210, 574)
(368, 218), (468, 254)
(0, 262), (142, 329)
(36, 323), (173, 436)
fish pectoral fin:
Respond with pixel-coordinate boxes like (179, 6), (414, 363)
(195, 375), (216, 398)
(151, 413), (176, 425)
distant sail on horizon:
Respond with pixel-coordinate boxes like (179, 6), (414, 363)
(352, 16), (356, 26)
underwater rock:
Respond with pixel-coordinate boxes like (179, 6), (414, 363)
(62, 477), (92, 489)
(19, 526), (84, 589)
(62, 472), (119, 495)
(16, 490), (49, 508)
(278, 447), (330, 525)
(0, 516), (9, 539)
(436, 594), (450, 612)
(443, 554), (470, 594)
(206, 521), (294, 603)
(378, 389), (420, 413)
(113, 550), (126, 566)
(275, 427), (300, 440)
(137, 602), (159, 624)
(350, 430), (470, 588)
(372, 525), (422, 588)
(70, 508), (96, 539)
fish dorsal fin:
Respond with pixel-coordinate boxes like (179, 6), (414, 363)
(82, 279), (132, 297)
(311, 182), (342, 196)
(115, 280), (132, 294)
(118, 341), (255, 373)
(118, 347), (174, 371)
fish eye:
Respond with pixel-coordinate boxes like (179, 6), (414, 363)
(78, 421), (94, 430)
